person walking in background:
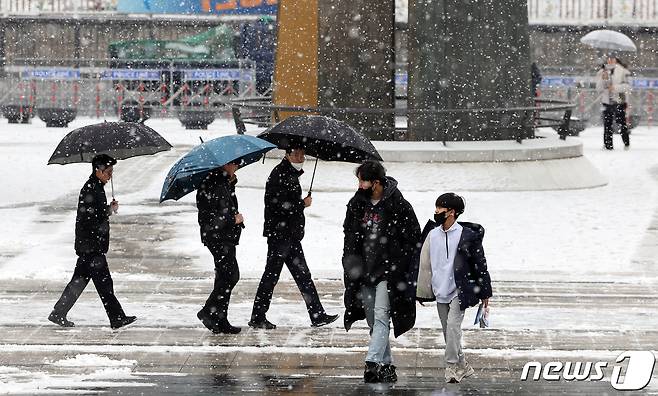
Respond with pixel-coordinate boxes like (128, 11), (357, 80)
(49, 154), (136, 330)
(342, 160), (421, 383)
(196, 161), (244, 334)
(416, 193), (492, 383)
(596, 56), (631, 150)
(249, 148), (338, 330)
(531, 62), (542, 98)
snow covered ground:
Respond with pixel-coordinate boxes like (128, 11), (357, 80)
(0, 353), (154, 394)
(1, 116), (657, 284)
(1, 115), (657, 330)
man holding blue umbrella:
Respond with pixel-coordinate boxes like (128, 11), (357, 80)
(196, 160), (244, 334)
(160, 134), (276, 334)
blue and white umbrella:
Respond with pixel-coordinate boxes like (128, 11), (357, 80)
(160, 134), (276, 202)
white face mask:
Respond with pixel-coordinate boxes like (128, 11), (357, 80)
(291, 162), (303, 171)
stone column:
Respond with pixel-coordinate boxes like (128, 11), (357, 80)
(408, 0), (534, 141)
(317, 0), (395, 140)
(272, 0), (395, 139)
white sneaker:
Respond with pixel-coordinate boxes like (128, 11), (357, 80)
(445, 364), (459, 383)
(455, 362), (475, 382)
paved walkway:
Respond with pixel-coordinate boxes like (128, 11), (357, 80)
(1, 275), (657, 394)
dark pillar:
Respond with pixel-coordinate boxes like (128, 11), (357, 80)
(318, 0), (395, 140)
(408, 0), (534, 141)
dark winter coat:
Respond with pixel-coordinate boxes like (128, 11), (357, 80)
(531, 62), (542, 97)
(196, 171), (242, 246)
(263, 159), (306, 241)
(416, 220), (493, 311)
(74, 174), (112, 255)
(342, 177), (421, 337)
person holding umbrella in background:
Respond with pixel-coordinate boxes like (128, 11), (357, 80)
(248, 147), (339, 329)
(580, 29), (635, 150)
(596, 55), (631, 150)
(49, 154), (137, 329)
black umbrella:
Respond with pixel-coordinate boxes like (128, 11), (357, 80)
(257, 115), (382, 195)
(48, 121), (172, 198)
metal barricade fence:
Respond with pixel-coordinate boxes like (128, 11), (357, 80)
(1, 59), (261, 121)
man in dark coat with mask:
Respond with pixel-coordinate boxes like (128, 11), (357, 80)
(196, 160), (244, 334)
(249, 148), (338, 329)
(48, 154), (136, 329)
(342, 160), (421, 383)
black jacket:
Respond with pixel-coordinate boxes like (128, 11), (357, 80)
(74, 174), (111, 255)
(263, 159), (306, 241)
(196, 171), (242, 246)
(416, 220), (493, 311)
(342, 177), (421, 337)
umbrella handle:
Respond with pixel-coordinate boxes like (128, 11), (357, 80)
(307, 157), (319, 197)
(110, 178), (118, 214)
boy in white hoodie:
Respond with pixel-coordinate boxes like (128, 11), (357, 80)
(416, 193), (492, 383)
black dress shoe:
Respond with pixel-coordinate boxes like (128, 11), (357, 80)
(248, 318), (277, 329)
(311, 313), (339, 327)
(380, 364), (398, 383)
(364, 361), (381, 383)
(197, 309), (218, 333)
(213, 319), (241, 334)
(110, 316), (137, 330)
(48, 312), (74, 327)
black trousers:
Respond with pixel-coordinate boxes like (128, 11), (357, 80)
(203, 242), (240, 321)
(603, 103), (630, 149)
(52, 253), (126, 323)
(251, 239), (325, 323)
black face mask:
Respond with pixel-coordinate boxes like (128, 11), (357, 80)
(434, 212), (447, 226)
(360, 181), (377, 198)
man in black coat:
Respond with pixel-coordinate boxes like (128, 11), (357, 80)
(342, 160), (421, 383)
(196, 161), (244, 334)
(249, 148), (338, 329)
(49, 154), (136, 329)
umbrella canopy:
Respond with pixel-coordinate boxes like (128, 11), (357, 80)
(257, 115), (382, 163)
(160, 134), (276, 202)
(580, 29), (637, 52)
(48, 122), (172, 165)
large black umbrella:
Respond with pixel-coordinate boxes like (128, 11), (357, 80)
(48, 122), (172, 164)
(48, 121), (172, 198)
(257, 115), (382, 194)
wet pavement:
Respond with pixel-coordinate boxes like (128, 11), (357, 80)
(2, 273), (657, 394)
(1, 147), (658, 394)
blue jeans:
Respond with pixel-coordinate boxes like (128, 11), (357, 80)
(361, 280), (392, 365)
